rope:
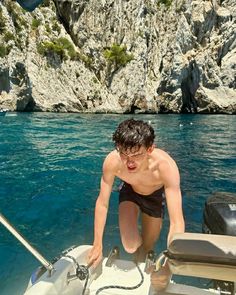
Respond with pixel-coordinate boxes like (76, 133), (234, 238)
(95, 263), (144, 295)
(81, 274), (89, 295)
(64, 254), (145, 295)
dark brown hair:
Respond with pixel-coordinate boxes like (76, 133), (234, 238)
(112, 118), (155, 151)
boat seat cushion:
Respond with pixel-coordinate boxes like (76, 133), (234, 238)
(165, 233), (236, 281)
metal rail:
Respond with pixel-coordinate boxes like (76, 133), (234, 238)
(0, 213), (54, 274)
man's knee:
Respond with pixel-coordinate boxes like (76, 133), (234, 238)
(123, 244), (138, 254)
(122, 238), (142, 253)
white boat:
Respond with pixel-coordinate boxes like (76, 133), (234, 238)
(0, 108), (8, 116)
(1, 192), (236, 295)
(24, 244), (152, 295)
(22, 233), (236, 295)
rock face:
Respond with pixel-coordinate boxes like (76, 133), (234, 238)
(0, 0), (235, 113)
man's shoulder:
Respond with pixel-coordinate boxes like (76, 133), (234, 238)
(152, 149), (178, 172)
(152, 148), (173, 163)
(154, 150), (180, 186)
(105, 150), (118, 161)
(103, 150), (120, 171)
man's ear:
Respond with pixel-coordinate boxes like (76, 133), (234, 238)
(147, 144), (155, 154)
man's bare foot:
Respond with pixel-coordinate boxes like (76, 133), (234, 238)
(151, 263), (171, 291)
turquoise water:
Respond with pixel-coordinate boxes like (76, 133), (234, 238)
(0, 113), (235, 295)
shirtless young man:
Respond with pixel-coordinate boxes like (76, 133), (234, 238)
(88, 118), (185, 291)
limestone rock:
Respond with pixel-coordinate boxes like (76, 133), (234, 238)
(0, 0), (235, 113)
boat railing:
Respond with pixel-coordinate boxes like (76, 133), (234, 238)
(0, 213), (55, 276)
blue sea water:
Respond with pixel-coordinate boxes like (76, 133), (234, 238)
(0, 113), (235, 295)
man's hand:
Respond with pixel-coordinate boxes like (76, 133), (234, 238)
(151, 263), (171, 291)
(87, 244), (103, 268)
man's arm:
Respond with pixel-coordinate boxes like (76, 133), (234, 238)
(88, 153), (115, 267)
(161, 160), (185, 245)
(151, 159), (184, 291)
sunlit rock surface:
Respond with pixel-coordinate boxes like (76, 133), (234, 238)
(0, 0), (235, 113)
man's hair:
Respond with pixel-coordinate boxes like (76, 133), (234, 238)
(112, 118), (155, 151)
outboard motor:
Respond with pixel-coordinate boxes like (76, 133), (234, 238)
(203, 192), (236, 295)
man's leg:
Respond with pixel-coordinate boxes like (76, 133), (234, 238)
(140, 213), (171, 290)
(119, 201), (142, 253)
(139, 212), (162, 261)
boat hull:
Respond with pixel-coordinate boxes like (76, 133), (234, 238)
(24, 243), (223, 295)
(24, 245), (154, 295)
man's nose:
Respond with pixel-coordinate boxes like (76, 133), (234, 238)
(126, 157), (135, 163)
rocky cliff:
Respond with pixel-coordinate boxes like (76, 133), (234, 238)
(0, 0), (235, 113)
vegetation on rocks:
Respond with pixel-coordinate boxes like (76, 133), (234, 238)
(5, 1), (28, 32)
(0, 0), (234, 114)
(31, 18), (41, 29)
(3, 31), (15, 42)
(37, 37), (77, 61)
(0, 7), (13, 57)
(37, 37), (93, 68)
(103, 44), (134, 70)
(157, 0), (172, 8)
(51, 21), (61, 35)
(0, 7), (6, 33)
(0, 45), (7, 58)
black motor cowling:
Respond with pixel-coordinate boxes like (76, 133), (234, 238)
(203, 192), (236, 235)
(202, 192), (236, 294)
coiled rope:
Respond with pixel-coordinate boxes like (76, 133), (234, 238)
(65, 254), (144, 295)
(95, 263), (144, 295)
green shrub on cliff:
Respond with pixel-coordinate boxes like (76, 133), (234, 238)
(52, 21), (61, 34)
(37, 37), (76, 61)
(157, 0), (172, 8)
(0, 7), (6, 33)
(6, 1), (28, 32)
(104, 44), (133, 69)
(32, 18), (41, 29)
(0, 45), (7, 58)
(4, 31), (15, 42)
(37, 41), (65, 59)
(57, 37), (77, 59)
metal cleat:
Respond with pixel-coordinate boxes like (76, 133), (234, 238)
(105, 246), (120, 267)
(144, 250), (156, 273)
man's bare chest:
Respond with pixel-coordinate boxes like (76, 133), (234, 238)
(116, 170), (163, 194)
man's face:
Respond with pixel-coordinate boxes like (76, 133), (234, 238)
(117, 145), (153, 172)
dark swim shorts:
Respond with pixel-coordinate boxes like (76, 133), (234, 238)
(119, 182), (165, 218)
